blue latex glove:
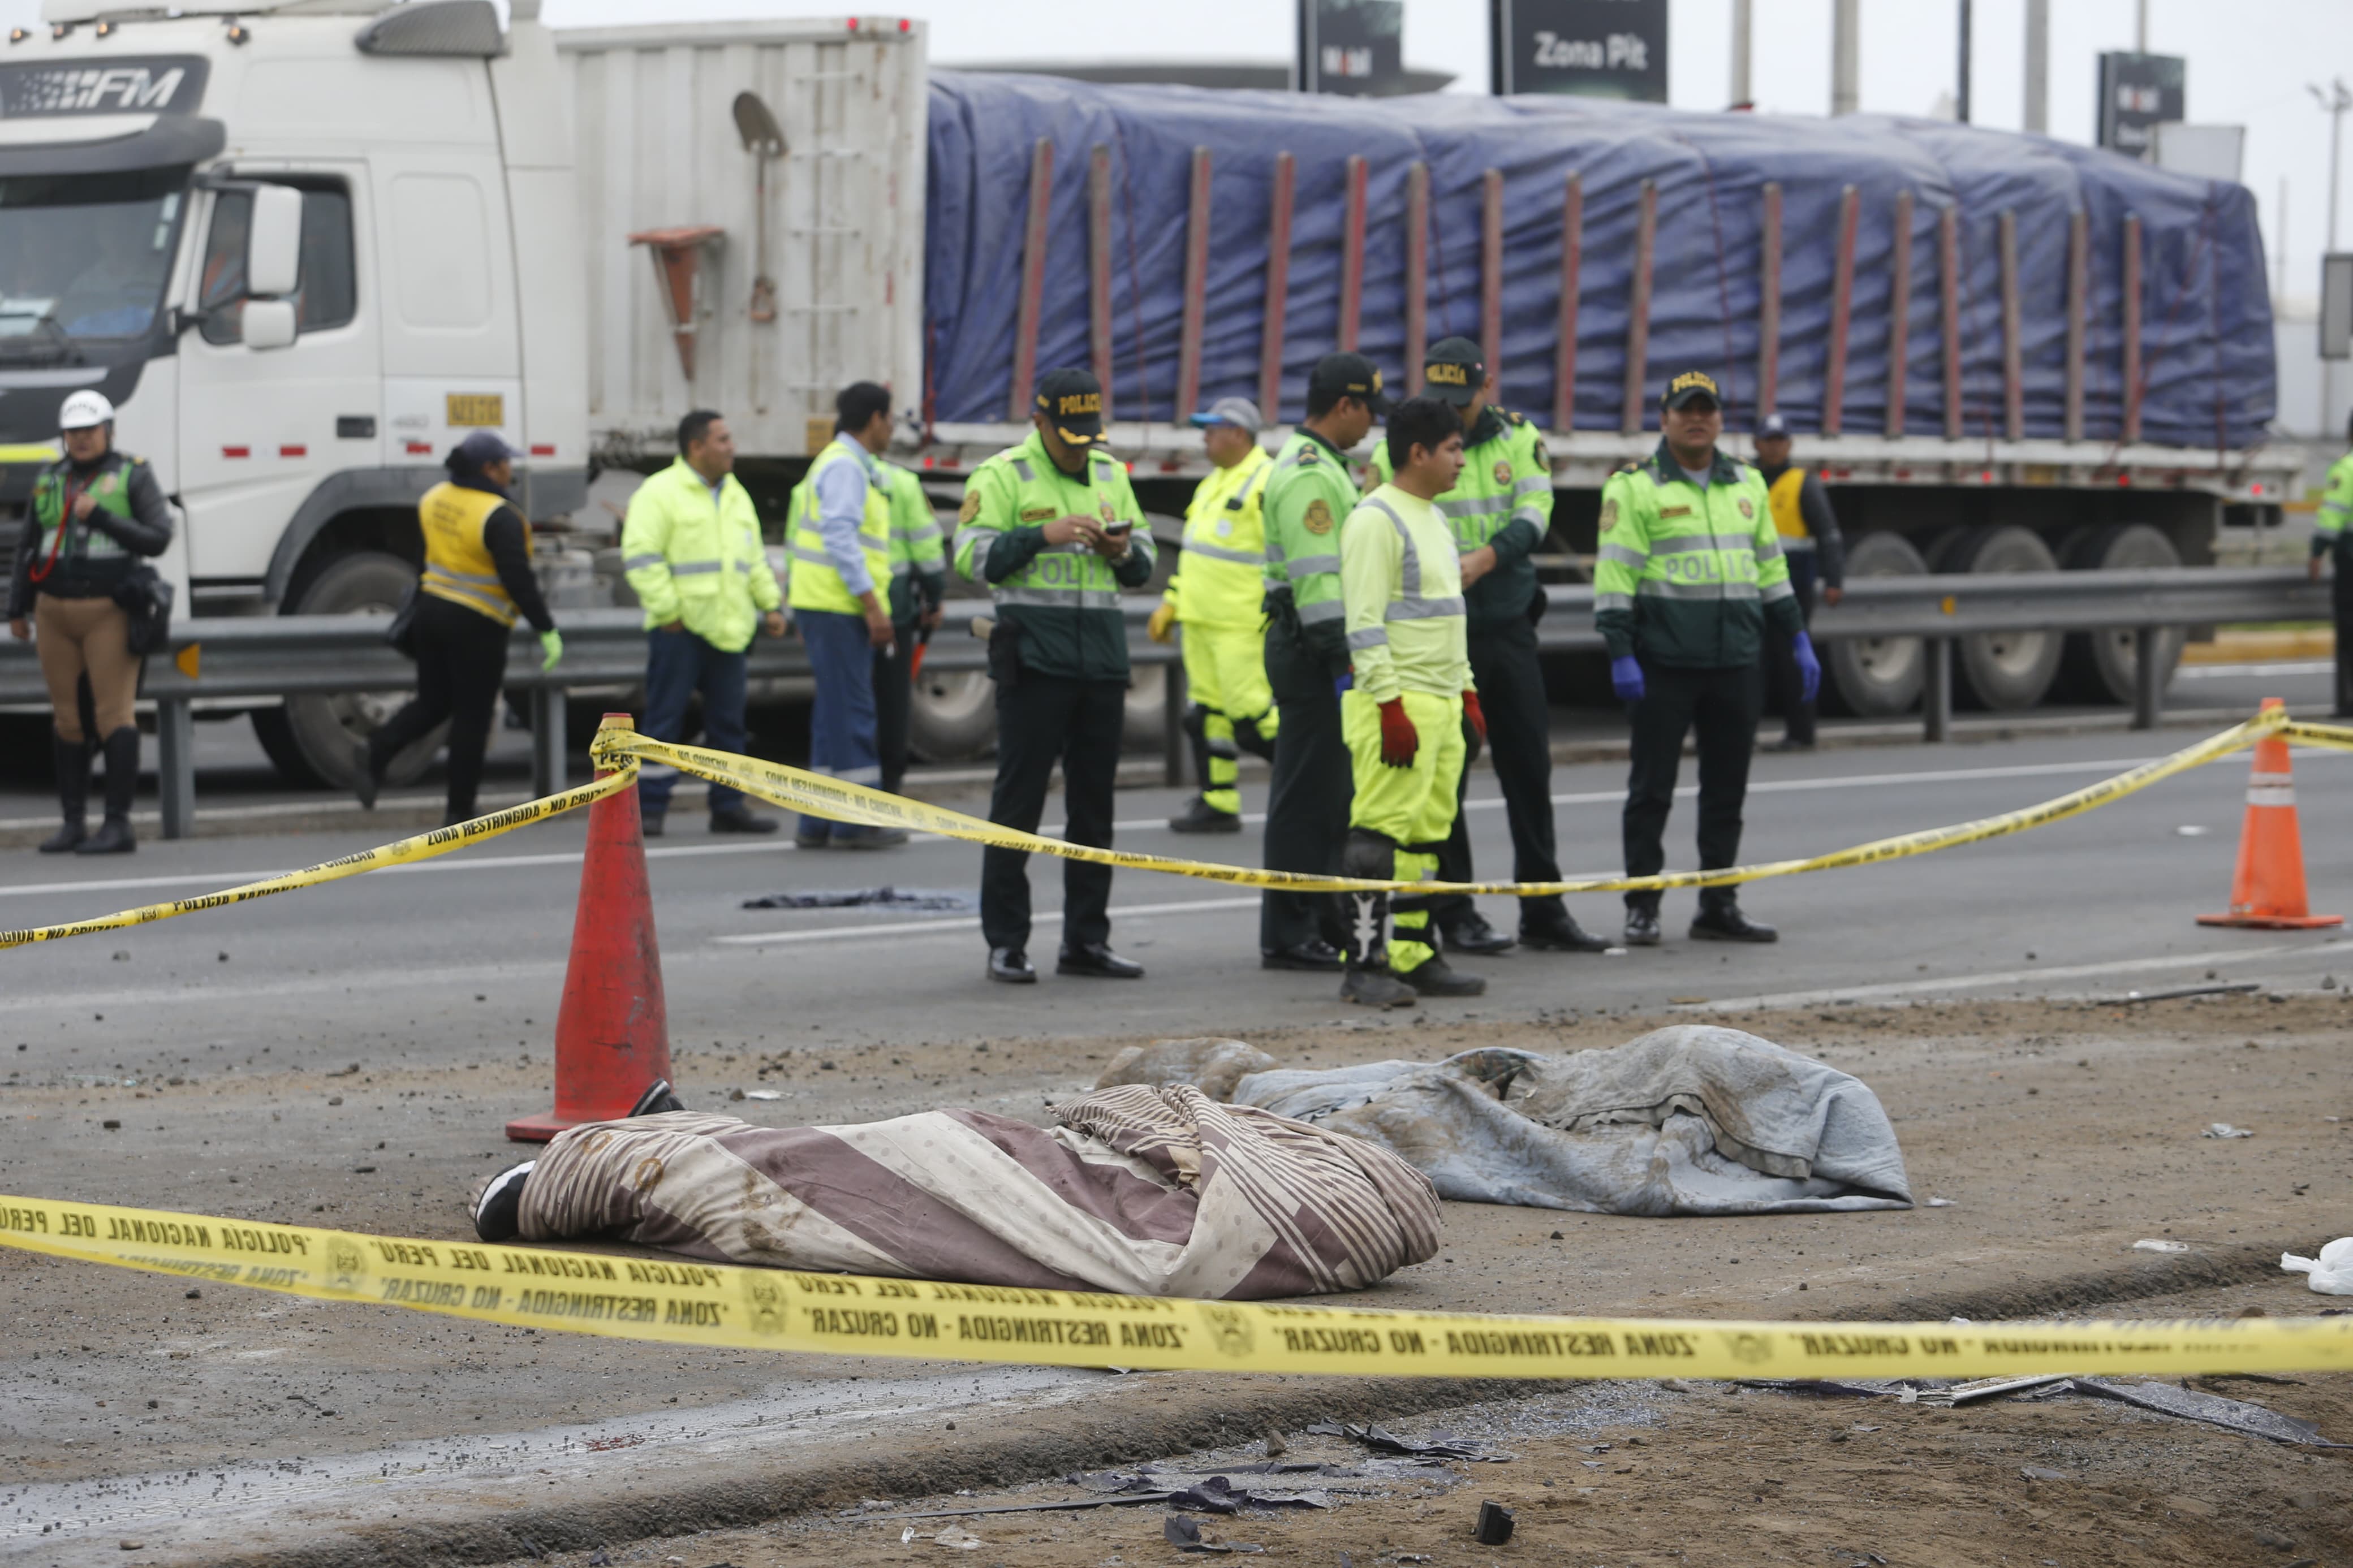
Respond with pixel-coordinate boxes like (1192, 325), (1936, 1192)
(1333, 671), (1354, 698)
(539, 628), (564, 672)
(1609, 654), (1645, 705)
(1790, 630), (1821, 705)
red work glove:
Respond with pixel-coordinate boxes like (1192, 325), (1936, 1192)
(1461, 690), (1486, 744)
(1377, 697), (1419, 768)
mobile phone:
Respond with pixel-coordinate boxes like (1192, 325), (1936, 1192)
(1102, 518), (1133, 538)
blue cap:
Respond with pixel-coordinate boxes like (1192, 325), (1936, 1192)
(1756, 413), (1791, 439)
(451, 429), (519, 466)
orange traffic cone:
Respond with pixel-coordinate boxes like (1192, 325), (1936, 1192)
(506, 714), (676, 1142)
(2197, 699), (2342, 931)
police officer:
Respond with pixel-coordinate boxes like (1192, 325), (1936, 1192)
(1258, 353), (1389, 973)
(1371, 338), (1605, 956)
(1152, 396), (1277, 833)
(5, 390), (173, 855)
(2311, 410), (2353, 717)
(1597, 371), (1820, 946)
(1338, 395), (1484, 1006)
(875, 455), (947, 796)
(1751, 414), (1845, 750)
(955, 368), (1158, 984)
(786, 381), (907, 848)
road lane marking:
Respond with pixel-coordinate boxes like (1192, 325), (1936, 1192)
(1676, 936), (2353, 1013)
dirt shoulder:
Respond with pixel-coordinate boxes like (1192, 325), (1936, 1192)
(1, 996), (2347, 1563)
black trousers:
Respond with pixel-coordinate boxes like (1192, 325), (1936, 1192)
(1763, 552), (1820, 744)
(1622, 660), (1762, 917)
(1429, 616), (1567, 931)
(1257, 624), (1351, 953)
(875, 615), (918, 795)
(981, 673), (1127, 953)
(2335, 565), (2353, 718)
(370, 593), (511, 822)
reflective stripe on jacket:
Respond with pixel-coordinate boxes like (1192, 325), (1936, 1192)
(1260, 427), (1360, 675)
(1368, 407), (1551, 629)
(1168, 443), (1272, 628)
(620, 457), (783, 653)
(1593, 442), (1804, 670)
(419, 481), (527, 626)
(786, 439), (891, 615)
(1339, 483), (1471, 703)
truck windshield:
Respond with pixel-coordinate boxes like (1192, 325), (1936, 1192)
(0, 166), (187, 364)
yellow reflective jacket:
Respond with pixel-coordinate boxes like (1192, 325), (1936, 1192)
(1166, 444), (1272, 628)
(1339, 483), (1471, 703)
(621, 458), (782, 653)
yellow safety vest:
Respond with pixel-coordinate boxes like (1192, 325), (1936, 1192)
(418, 481), (526, 627)
(787, 439), (892, 615)
(1169, 444), (1272, 627)
(1768, 466), (1809, 542)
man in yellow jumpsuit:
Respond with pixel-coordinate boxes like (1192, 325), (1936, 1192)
(1337, 396), (1486, 1007)
(1152, 396), (1278, 832)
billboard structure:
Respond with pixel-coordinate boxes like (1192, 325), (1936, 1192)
(1490, 0), (1668, 101)
(2096, 51), (2185, 158)
(1296, 0), (1404, 97)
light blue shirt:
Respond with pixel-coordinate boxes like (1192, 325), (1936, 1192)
(812, 443), (879, 598)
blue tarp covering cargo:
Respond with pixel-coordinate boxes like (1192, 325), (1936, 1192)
(923, 72), (2273, 450)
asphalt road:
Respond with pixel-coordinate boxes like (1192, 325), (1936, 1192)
(5, 692), (2352, 1081)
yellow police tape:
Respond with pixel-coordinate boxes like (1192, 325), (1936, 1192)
(597, 707), (2286, 898)
(0, 768), (636, 950)
(2, 1193), (2347, 1380)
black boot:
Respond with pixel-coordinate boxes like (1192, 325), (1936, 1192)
(1180, 703), (1214, 791)
(75, 726), (139, 854)
(1339, 830), (1416, 1007)
(38, 733), (89, 854)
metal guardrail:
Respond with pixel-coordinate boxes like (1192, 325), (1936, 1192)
(0, 566), (2329, 838)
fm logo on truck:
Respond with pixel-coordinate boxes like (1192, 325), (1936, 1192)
(0, 56), (208, 117)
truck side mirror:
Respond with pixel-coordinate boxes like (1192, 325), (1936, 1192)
(247, 184), (303, 300)
(243, 299), (298, 352)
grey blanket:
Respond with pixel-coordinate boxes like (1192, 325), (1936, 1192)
(1097, 1027), (1912, 1216)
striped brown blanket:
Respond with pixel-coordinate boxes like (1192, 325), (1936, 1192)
(515, 1085), (1441, 1299)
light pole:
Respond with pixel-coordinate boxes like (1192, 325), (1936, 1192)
(1956, 0), (1972, 123)
(2315, 79), (2350, 434)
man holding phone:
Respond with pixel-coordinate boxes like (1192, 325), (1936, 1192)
(955, 368), (1159, 984)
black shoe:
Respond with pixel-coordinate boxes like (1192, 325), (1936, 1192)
(1520, 909), (1609, 953)
(1261, 939), (1344, 972)
(472, 1160), (535, 1243)
(352, 741), (379, 810)
(75, 815), (135, 855)
(1690, 906), (1779, 943)
(794, 830), (830, 849)
(834, 826), (909, 850)
(1167, 796), (1242, 834)
(1623, 908), (1662, 947)
(37, 820), (85, 854)
(641, 812), (667, 839)
(709, 809), (779, 835)
(988, 946), (1037, 984)
(1340, 967), (1417, 1008)
(1400, 954), (1486, 997)
(628, 1078), (685, 1116)
(1760, 736), (1815, 753)
(1438, 910), (1515, 955)
(1058, 941), (1144, 979)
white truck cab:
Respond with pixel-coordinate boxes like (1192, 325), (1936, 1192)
(0, 0), (584, 782)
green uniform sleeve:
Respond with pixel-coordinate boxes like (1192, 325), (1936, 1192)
(1339, 499), (1403, 703)
(891, 468), (946, 573)
(1489, 426), (1552, 568)
(1749, 469), (1803, 641)
(1593, 470), (1647, 660)
(2316, 456), (2353, 556)
(620, 480), (680, 625)
(954, 464), (1035, 584)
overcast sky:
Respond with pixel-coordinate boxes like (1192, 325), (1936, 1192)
(5, 0), (2339, 306)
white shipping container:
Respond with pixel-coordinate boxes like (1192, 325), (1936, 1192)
(558, 17), (927, 463)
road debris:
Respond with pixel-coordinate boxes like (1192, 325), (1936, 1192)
(2089, 982), (2257, 1004)
(2203, 1122), (2256, 1138)
(2071, 1378), (2345, 1445)
(898, 1523), (981, 1550)
(2134, 1238), (2192, 1253)
(1304, 1423), (1512, 1462)
(1164, 1515), (1264, 1554)
(740, 887), (975, 912)
(1474, 1501), (1515, 1544)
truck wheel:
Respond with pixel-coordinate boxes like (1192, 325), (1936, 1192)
(908, 667), (997, 763)
(1946, 524), (2063, 710)
(252, 551), (445, 789)
(2055, 523), (2183, 703)
(1821, 532), (1927, 718)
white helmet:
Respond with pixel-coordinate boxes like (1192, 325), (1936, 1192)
(59, 390), (114, 431)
